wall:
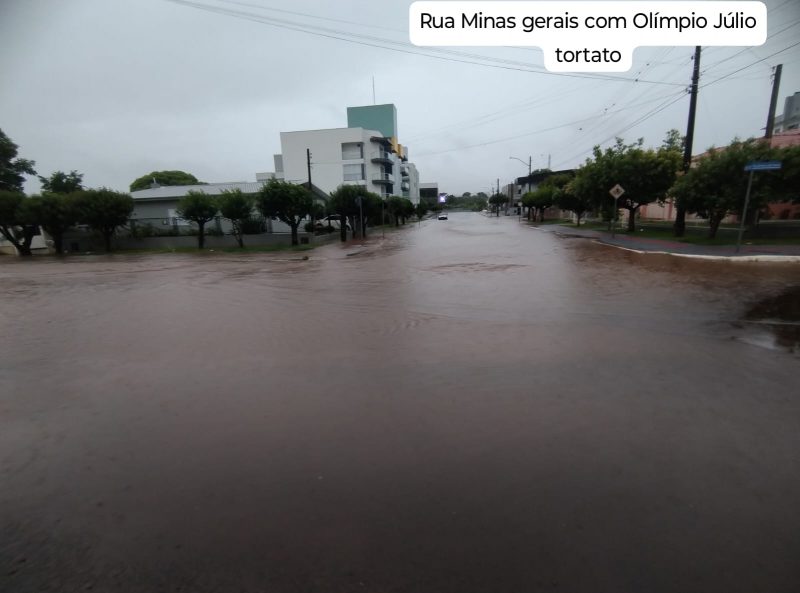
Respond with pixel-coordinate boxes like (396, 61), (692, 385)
(280, 127), (398, 197)
(106, 231), (337, 252)
(347, 104), (398, 140)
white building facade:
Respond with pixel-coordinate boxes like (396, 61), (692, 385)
(262, 104), (421, 204)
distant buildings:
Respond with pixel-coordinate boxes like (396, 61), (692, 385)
(262, 104), (423, 204)
(772, 91), (800, 134)
(419, 182), (440, 207)
(129, 103), (431, 227)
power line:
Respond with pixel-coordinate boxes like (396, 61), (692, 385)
(163, 0), (686, 87)
(552, 92), (687, 169)
(415, 90), (686, 157)
(552, 38), (800, 169)
(701, 40), (800, 89)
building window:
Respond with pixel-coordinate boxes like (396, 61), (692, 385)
(341, 142), (363, 160)
(343, 164), (365, 181)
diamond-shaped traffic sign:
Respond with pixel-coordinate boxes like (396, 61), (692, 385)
(609, 184), (625, 199)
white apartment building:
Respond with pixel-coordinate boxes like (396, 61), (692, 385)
(260, 104), (422, 204)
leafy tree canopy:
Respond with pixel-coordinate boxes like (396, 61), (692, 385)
(177, 190), (218, 225)
(0, 129), (36, 192)
(74, 188), (134, 251)
(256, 179), (313, 245)
(669, 138), (794, 237)
(19, 193), (80, 254)
(217, 188), (253, 222)
(39, 170), (84, 194)
(573, 136), (681, 231)
(130, 170), (203, 192)
(217, 188), (254, 248)
(329, 184), (374, 216)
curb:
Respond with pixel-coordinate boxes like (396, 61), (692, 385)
(591, 239), (800, 262)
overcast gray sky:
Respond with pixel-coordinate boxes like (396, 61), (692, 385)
(2, 0), (799, 196)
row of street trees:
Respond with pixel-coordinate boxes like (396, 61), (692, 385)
(1, 130), (136, 254)
(0, 187), (134, 255)
(522, 131), (799, 237)
(1, 128), (430, 254)
(174, 181), (426, 249)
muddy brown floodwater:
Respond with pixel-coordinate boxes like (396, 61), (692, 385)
(2, 212), (800, 593)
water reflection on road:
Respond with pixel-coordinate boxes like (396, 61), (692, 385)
(2, 212), (799, 593)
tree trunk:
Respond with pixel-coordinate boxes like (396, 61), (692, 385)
(539, 209), (544, 223)
(198, 223), (206, 249)
(0, 227), (31, 256)
(576, 212), (582, 227)
(673, 205), (686, 237)
(53, 234), (64, 254)
(103, 230), (113, 252)
(708, 213), (723, 239)
(339, 214), (347, 242)
(290, 223), (299, 246)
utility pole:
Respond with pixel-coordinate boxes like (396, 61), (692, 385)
(525, 156), (531, 219)
(765, 64), (783, 140)
(307, 148), (314, 229)
(528, 156), (532, 193)
(674, 46), (701, 238)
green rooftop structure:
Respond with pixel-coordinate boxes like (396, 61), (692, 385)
(347, 104), (398, 140)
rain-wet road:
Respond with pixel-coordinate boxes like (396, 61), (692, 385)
(2, 212), (799, 592)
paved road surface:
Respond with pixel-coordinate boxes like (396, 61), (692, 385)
(2, 212), (799, 592)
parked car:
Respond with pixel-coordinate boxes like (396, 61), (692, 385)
(438, 212), (448, 220)
(316, 215), (352, 231)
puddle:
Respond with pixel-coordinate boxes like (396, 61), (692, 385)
(740, 286), (800, 354)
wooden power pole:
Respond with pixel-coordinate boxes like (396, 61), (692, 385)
(765, 64), (783, 139)
(674, 46), (701, 238)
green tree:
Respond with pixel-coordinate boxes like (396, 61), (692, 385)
(556, 181), (592, 226)
(130, 170), (202, 192)
(573, 137), (681, 232)
(0, 190), (36, 255)
(21, 193), (79, 254)
(75, 189), (134, 252)
(329, 185), (380, 240)
(39, 170), (84, 194)
(488, 193), (507, 216)
(669, 139), (788, 239)
(399, 197), (415, 225)
(415, 201), (428, 224)
(521, 191), (537, 221)
(358, 192), (383, 237)
(176, 190), (219, 249)
(385, 195), (406, 227)
(0, 129), (36, 192)
(256, 179), (313, 246)
(217, 188), (253, 248)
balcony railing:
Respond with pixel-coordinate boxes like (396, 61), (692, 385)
(370, 151), (393, 165)
(372, 173), (394, 185)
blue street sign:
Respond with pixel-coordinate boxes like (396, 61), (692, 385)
(744, 161), (782, 171)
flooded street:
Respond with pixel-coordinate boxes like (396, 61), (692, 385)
(2, 212), (800, 593)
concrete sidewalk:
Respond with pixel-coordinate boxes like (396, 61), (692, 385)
(539, 224), (800, 261)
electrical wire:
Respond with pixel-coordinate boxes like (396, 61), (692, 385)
(163, 0), (687, 86)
